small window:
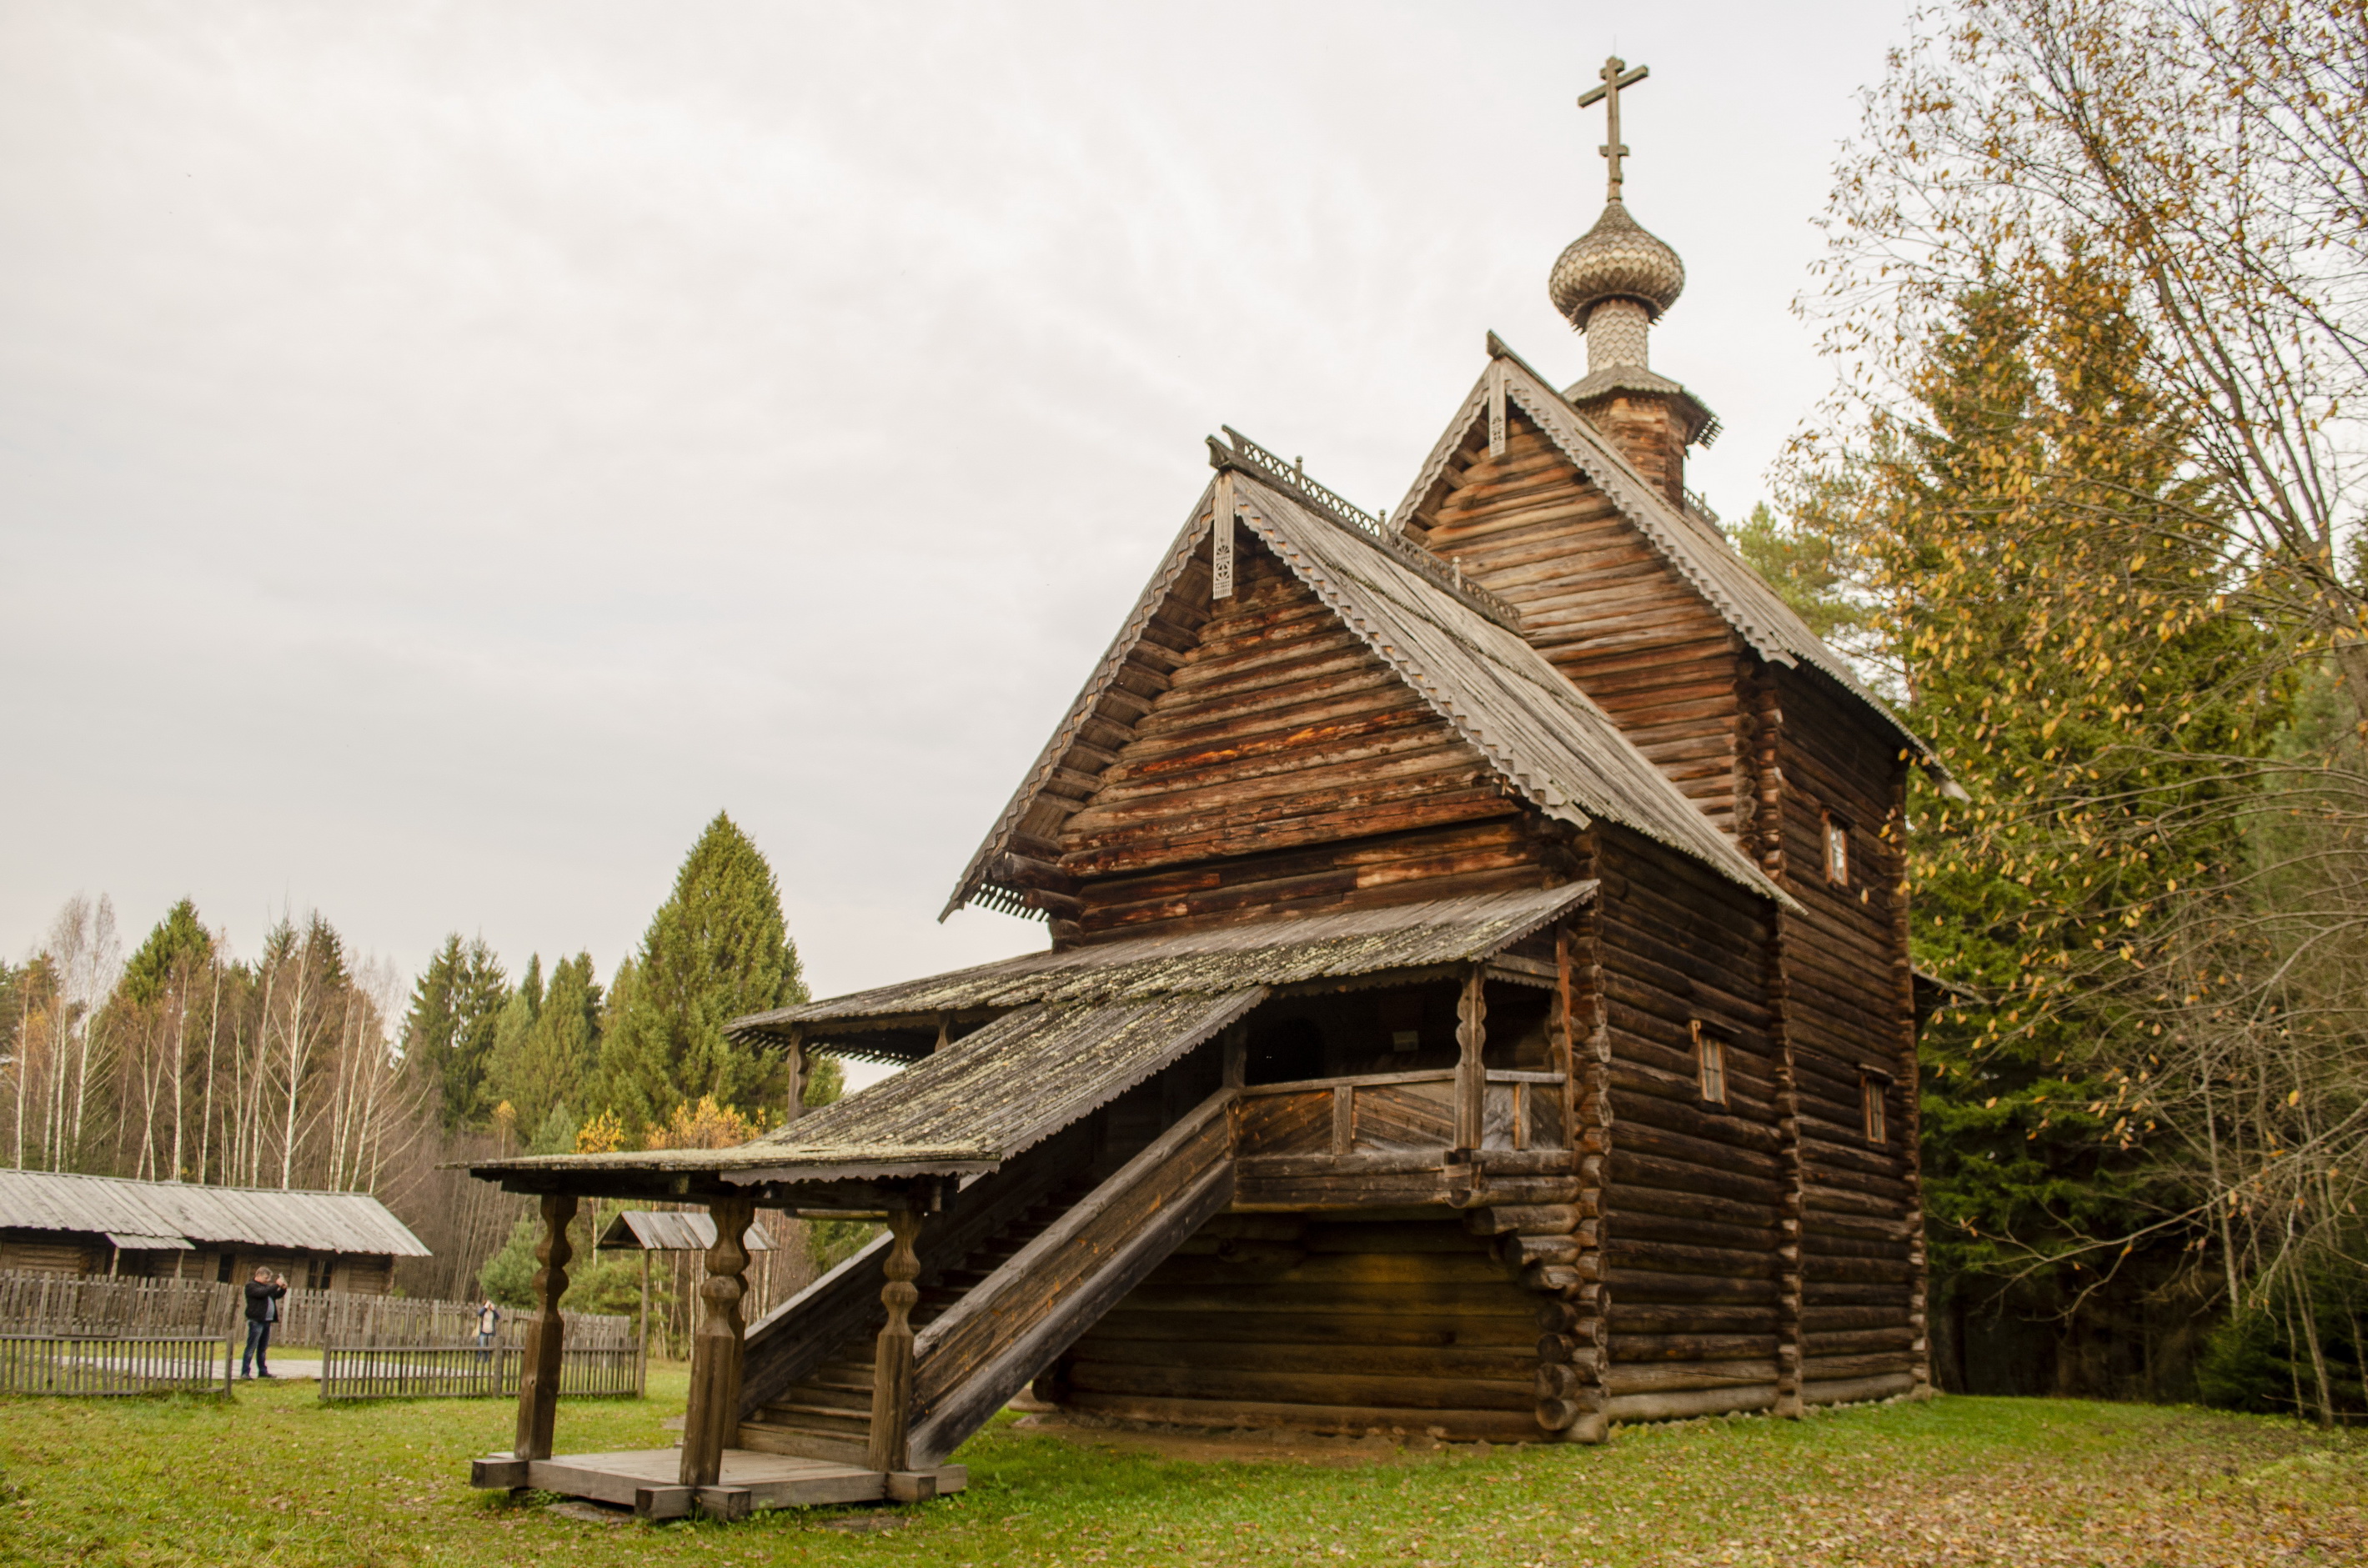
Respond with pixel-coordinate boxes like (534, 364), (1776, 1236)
(1824, 812), (1852, 886)
(215, 1253), (233, 1285)
(1692, 1019), (1728, 1105)
(1861, 1073), (1889, 1144)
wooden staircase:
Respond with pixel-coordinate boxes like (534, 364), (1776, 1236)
(734, 1089), (1237, 1470)
(737, 1177), (1098, 1464)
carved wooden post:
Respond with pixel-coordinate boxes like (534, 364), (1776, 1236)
(678, 1195), (755, 1489)
(866, 1203), (924, 1473)
(784, 1029), (805, 1123)
(1454, 966), (1488, 1152)
(514, 1191), (577, 1462)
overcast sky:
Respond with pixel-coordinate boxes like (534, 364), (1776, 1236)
(1, 1), (1914, 1023)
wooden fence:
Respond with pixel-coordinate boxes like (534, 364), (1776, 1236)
(0, 1271), (632, 1350)
(319, 1344), (643, 1402)
(0, 1335), (231, 1397)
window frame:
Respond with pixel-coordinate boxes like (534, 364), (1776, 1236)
(1822, 809), (1853, 888)
(1859, 1069), (1891, 1145)
(1691, 1019), (1730, 1107)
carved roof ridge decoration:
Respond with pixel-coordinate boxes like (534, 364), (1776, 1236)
(1392, 336), (1948, 779)
(1210, 428), (1524, 633)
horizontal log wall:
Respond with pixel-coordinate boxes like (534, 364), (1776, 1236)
(1771, 668), (1925, 1400)
(1415, 413), (1749, 837)
(1593, 826), (1788, 1420)
(1061, 540), (1552, 944)
(1058, 1212), (1549, 1443)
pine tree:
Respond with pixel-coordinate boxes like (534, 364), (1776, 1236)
(594, 813), (806, 1135)
(401, 934), (509, 1129)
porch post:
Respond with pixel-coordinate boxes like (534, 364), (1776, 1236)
(679, 1194), (756, 1489)
(1454, 965), (1488, 1152)
(513, 1191), (577, 1462)
(865, 1203), (924, 1473)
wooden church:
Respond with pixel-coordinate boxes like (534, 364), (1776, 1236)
(469, 58), (1947, 1520)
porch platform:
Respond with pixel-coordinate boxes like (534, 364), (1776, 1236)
(469, 1447), (967, 1520)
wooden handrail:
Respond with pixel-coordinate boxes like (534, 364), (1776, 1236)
(904, 1089), (1237, 1465)
(736, 1119), (1096, 1420)
(1237, 1068), (1565, 1098)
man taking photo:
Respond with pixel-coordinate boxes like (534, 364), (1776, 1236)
(241, 1266), (287, 1379)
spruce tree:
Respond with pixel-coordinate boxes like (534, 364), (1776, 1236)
(1808, 260), (2285, 1395)
(484, 952), (602, 1138)
(401, 934), (509, 1129)
(120, 899), (213, 1008)
(594, 813), (806, 1135)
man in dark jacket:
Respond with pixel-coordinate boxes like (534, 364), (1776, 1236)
(241, 1267), (287, 1379)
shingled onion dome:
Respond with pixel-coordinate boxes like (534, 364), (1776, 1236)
(1548, 199), (1686, 375)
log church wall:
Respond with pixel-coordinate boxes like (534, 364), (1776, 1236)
(1064, 544), (1552, 944)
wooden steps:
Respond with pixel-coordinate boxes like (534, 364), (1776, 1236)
(737, 1180), (1098, 1463)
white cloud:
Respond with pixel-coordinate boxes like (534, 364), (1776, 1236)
(0, 0), (1911, 995)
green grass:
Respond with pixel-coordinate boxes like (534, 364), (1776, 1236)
(0, 1368), (2360, 1566)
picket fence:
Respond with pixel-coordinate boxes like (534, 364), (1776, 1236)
(0, 1270), (631, 1350)
(319, 1343), (642, 1401)
(0, 1335), (232, 1397)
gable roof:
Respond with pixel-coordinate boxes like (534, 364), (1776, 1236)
(943, 446), (1790, 923)
(1394, 337), (1944, 775)
(0, 1169), (431, 1257)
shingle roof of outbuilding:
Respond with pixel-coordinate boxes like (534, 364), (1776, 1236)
(0, 1169), (430, 1257)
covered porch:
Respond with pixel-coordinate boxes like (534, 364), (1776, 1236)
(462, 884), (1600, 1517)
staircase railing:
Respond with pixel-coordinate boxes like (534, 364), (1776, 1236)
(904, 1088), (1237, 1466)
(736, 1120), (1096, 1420)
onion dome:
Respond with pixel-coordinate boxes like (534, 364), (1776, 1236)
(1548, 199), (1685, 333)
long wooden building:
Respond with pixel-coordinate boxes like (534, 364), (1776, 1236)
(467, 59), (1950, 1520)
(0, 1168), (428, 1294)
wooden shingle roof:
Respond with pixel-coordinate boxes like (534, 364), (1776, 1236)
(474, 884), (1593, 1188)
(740, 881), (1596, 1039)
(944, 445), (1789, 924)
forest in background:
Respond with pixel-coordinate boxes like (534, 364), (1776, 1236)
(1738, 0), (2365, 1425)
(0, 811), (847, 1349)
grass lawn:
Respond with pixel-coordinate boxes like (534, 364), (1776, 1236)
(0, 1366), (2360, 1567)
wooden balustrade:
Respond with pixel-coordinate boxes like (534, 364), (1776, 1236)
(1232, 1069), (1569, 1162)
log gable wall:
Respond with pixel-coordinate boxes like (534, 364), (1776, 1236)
(1061, 541), (1554, 944)
(1412, 413), (1752, 839)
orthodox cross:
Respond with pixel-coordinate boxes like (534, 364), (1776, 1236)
(1576, 56), (1649, 203)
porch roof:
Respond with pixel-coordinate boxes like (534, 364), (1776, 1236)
(469, 882), (1593, 1195)
(734, 880), (1597, 1054)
